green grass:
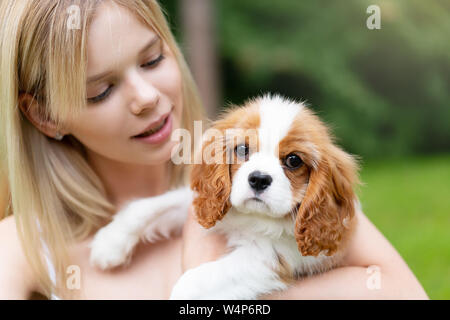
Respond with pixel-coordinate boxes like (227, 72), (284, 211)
(358, 154), (450, 299)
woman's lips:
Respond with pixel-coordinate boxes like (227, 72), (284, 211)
(131, 112), (172, 145)
(133, 111), (172, 138)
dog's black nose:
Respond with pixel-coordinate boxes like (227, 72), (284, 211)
(248, 171), (272, 193)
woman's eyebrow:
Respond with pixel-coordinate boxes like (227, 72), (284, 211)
(138, 35), (160, 55)
(87, 36), (161, 84)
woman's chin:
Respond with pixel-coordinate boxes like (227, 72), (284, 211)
(141, 140), (179, 165)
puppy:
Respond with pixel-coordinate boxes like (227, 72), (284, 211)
(90, 94), (360, 300)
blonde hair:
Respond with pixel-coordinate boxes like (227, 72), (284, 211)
(0, 0), (206, 299)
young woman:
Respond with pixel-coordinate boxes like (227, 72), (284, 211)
(0, 0), (428, 299)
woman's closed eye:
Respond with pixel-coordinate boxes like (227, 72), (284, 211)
(88, 85), (113, 104)
(141, 54), (165, 68)
(87, 54), (165, 104)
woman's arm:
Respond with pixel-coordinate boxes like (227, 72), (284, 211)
(0, 216), (37, 299)
(181, 206), (229, 272)
(181, 206), (428, 299)
(265, 209), (429, 299)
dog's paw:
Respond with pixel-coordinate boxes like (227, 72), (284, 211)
(169, 268), (209, 300)
(89, 224), (139, 270)
(169, 282), (203, 300)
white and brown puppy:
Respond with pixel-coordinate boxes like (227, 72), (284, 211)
(89, 94), (360, 300)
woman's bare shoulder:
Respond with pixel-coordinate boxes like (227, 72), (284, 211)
(0, 216), (37, 299)
(0, 215), (22, 257)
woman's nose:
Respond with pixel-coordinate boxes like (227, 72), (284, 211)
(125, 70), (160, 115)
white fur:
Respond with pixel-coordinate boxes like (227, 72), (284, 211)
(170, 239), (288, 299)
(230, 152), (293, 217)
(258, 93), (303, 157)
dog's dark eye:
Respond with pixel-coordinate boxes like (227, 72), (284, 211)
(235, 144), (249, 161)
(285, 153), (303, 169)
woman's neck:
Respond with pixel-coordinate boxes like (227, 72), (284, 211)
(86, 151), (171, 209)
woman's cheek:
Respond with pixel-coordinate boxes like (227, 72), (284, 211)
(68, 109), (124, 145)
(158, 58), (183, 103)
(168, 61), (184, 127)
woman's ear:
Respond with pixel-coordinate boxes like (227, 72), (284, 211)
(190, 132), (232, 229)
(18, 93), (67, 139)
(294, 145), (359, 256)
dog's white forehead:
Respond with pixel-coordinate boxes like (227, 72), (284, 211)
(257, 95), (303, 155)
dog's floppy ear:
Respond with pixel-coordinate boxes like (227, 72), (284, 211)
(190, 130), (232, 229)
(294, 144), (359, 256)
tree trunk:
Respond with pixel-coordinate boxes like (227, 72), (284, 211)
(180, 0), (221, 119)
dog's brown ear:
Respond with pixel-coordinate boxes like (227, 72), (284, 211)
(294, 144), (359, 256)
(190, 132), (232, 229)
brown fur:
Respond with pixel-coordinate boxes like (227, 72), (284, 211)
(190, 137), (232, 228)
(280, 108), (360, 257)
(276, 253), (296, 285)
(191, 103), (260, 228)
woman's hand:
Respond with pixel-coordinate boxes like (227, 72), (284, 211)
(180, 205), (229, 272)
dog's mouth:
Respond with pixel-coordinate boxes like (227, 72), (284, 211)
(242, 196), (269, 212)
(249, 197), (264, 203)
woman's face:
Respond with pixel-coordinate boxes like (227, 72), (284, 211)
(65, 2), (183, 166)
